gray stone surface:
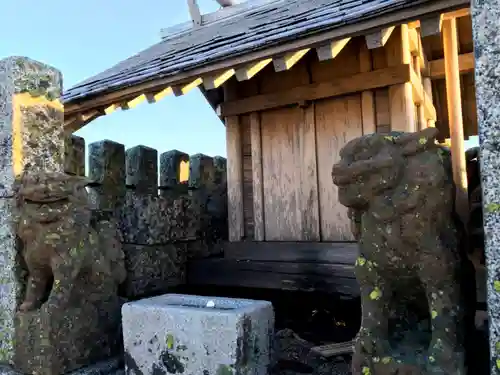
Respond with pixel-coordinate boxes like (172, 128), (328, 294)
(471, 1), (500, 373)
(159, 149), (189, 189)
(87, 140), (126, 210)
(64, 134), (86, 176)
(122, 294), (274, 375)
(0, 357), (124, 375)
(0, 56), (64, 365)
(121, 243), (187, 299)
(125, 146), (158, 195)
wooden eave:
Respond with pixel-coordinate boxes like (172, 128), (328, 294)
(63, 0), (470, 132)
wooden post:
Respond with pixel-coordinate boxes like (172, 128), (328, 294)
(442, 17), (468, 223)
(423, 77), (435, 127)
(359, 42), (376, 134)
(224, 81), (244, 241)
(226, 116), (244, 242)
(386, 25), (416, 132)
(250, 112), (265, 241)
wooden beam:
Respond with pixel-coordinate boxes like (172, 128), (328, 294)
(64, 110), (103, 132)
(203, 69), (235, 90)
(146, 87), (173, 103)
(420, 15), (442, 37)
(249, 112), (265, 241)
(63, 0), (470, 117)
(312, 342), (354, 357)
(220, 64), (411, 117)
(442, 7), (470, 20)
(365, 26), (395, 49)
(408, 7), (470, 30)
(316, 38), (351, 61)
(428, 52), (474, 79)
(273, 48), (310, 72)
(172, 78), (203, 96)
(187, 241), (359, 295)
(226, 116), (244, 241)
(223, 241), (358, 263)
(442, 17), (468, 222)
(187, 257), (359, 296)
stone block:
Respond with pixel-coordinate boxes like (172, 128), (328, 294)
(126, 146), (158, 195)
(118, 194), (186, 245)
(122, 294), (274, 375)
(64, 134), (86, 176)
(121, 244), (187, 299)
(0, 56), (64, 365)
(0, 56), (64, 198)
(159, 150), (189, 189)
(0, 198), (20, 364)
(188, 154), (215, 190)
(88, 140), (126, 210)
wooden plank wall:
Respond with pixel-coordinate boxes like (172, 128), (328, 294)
(227, 30), (418, 242)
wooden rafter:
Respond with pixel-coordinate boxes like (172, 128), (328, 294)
(365, 26), (395, 49)
(316, 38), (351, 61)
(273, 48), (310, 72)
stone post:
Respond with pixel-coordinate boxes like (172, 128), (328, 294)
(471, 1), (500, 373)
(0, 57), (64, 364)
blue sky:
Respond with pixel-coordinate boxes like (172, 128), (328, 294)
(1, 1), (478, 157)
(1, 0), (227, 157)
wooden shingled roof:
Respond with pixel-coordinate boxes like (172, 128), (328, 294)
(62, 0), (469, 129)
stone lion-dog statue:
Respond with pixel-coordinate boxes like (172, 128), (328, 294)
(332, 128), (476, 375)
(14, 171), (126, 312)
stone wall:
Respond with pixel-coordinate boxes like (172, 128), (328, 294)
(64, 135), (228, 300)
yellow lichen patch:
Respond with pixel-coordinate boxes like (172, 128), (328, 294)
(497, 358), (500, 369)
(369, 287), (382, 300)
(496, 341), (500, 352)
(494, 281), (500, 292)
(431, 310), (438, 319)
(486, 203), (500, 213)
(166, 333), (174, 349)
(418, 137), (427, 145)
(384, 136), (394, 141)
(381, 357), (392, 364)
(356, 257), (367, 266)
(362, 366), (371, 375)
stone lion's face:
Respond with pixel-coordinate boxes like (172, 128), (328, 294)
(332, 135), (402, 209)
(16, 172), (91, 241)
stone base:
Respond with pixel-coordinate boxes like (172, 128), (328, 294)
(14, 297), (122, 375)
(122, 294), (274, 375)
(0, 357), (124, 375)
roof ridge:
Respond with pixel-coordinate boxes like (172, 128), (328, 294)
(159, 0), (285, 41)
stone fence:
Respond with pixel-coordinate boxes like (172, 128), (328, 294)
(64, 135), (228, 299)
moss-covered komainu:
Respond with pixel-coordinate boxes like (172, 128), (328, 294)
(332, 128), (476, 375)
